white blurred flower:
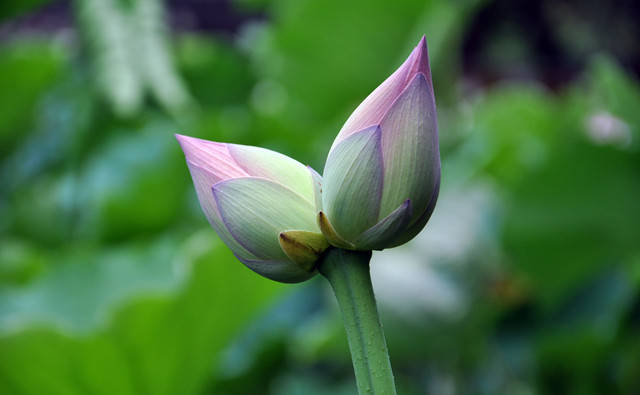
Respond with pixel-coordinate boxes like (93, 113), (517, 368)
(585, 111), (632, 148)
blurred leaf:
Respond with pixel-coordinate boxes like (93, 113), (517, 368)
(0, 239), (45, 286)
(448, 84), (560, 185)
(6, 173), (77, 246)
(212, 282), (330, 394)
(219, 282), (324, 374)
(0, 68), (94, 197)
(5, 117), (182, 245)
(176, 35), (255, 109)
(0, 40), (66, 156)
(272, 372), (356, 395)
(501, 94), (640, 307)
(78, 120), (186, 241)
(0, 230), (284, 395)
(543, 268), (635, 338)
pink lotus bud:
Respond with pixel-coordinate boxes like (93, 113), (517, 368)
(319, 36), (440, 251)
(176, 134), (328, 283)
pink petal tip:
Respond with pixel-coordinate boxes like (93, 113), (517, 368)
(175, 134), (248, 181)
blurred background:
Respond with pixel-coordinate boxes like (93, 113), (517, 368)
(1, 0), (639, 394)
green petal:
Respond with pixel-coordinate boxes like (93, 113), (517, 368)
(186, 162), (258, 262)
(379, 73), (439, 221)
(228, 144), (314, 204)
(353, 199), (412, 250)
(322, 126), (384, 240)
(308, 166), (323, 213)
(213, 177), (318, 261)
(384, 173), (440, 248)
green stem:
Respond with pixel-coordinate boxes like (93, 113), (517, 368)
(317, 248), (397, 395)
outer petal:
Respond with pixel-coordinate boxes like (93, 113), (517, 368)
(212, 177), (319, 261)
(322, 126), (384, 241)
(384, 172), (440, 248)
(227, 144), (315, 203)
(353, 199), (412, 250)
(379, 73), (439, 222)
(332, 36), (431, 149)
(235, 255), (315, 284)
(307, 166), (323, 213)
(184, 161), (258, 262)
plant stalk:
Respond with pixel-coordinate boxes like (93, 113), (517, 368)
(317, 248), (397, 395)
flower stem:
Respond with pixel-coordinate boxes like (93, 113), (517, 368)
(318, 248), (397, 395)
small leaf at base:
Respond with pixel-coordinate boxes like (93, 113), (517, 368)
(279, 230), (329, 271)
(317, 212), (355, 250)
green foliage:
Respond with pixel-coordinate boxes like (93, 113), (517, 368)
(77, 121), (187, 241)
(0, 41), (66, 155)
(0, 232), (283, 395)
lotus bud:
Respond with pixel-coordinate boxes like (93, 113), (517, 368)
(319, 36), (440, 251)
(176, 134), (328, 283)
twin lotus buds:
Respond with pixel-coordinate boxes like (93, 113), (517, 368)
(177, 36), (440, 283)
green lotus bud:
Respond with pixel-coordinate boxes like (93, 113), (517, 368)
(176, 134), (328, 283)
(320, 36), (440, 250)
